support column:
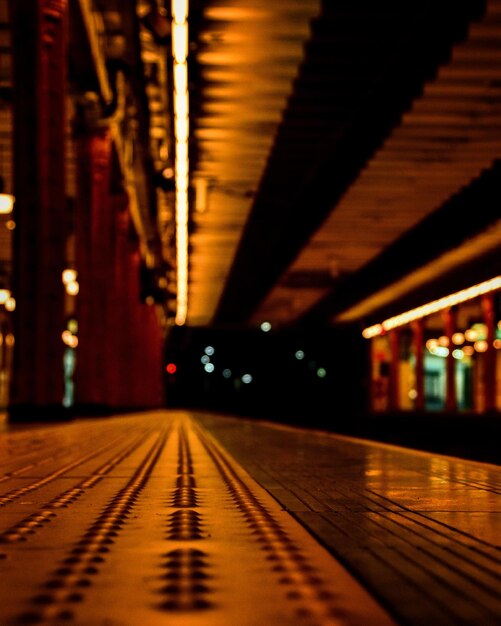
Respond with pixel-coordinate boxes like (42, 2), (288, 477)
(113, 196), (134, 409)
(443, 307), (456, 412)
(411, 319), (425, 411)
(139, 296), (165, 407)
(389, 329), (400, 411)
(73, 123), (113, 413)
(8, 0), (69, 420)
(114, 229), (164, 410)
(481, 292), (496, 412)
(105, 191), (129, 409)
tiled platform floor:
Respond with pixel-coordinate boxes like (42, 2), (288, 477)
(196, 411), (501, 626)
(1, 409), (500, 626)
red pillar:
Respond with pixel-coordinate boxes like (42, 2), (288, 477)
(113, 197), (133, 409)
(389, 329), (400, 411)
(74, 127), (113, 412)
(411, 319), (425, 411)
(8, 0), (69, 420)
(141, 298), (165, 407)
(114, 230), (164, 410)
(106, 192), (129, 409)
(481, 293), (496, 412)
(442, 307), (456, 412)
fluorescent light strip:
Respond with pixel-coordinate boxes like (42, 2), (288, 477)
(362, 276), (501, 338)
(172, 0), (189, 326)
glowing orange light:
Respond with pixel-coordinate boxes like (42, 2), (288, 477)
(66, 280), (79, 296)
(0, 289), (10, 304)
(62, 268), (77, 285)
(464, 328), (478, 342)
(0, 193), (14, 214)
(362, 276), (501, 338)
(172, 0), (190, 326)
(166, 363), (177, 374)
(5, 296), (15, 311)
(426, 339), (438, 351)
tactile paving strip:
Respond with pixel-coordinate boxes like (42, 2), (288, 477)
(0, 411), (397, 626)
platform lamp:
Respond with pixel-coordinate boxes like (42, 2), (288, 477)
(0, 286), (10, 306)
(0, 142), (14, 214)
(0, 269), (16, 312)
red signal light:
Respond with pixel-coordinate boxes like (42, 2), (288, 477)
(166, 363), (177, 374)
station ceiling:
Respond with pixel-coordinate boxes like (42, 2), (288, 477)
(187, 0), (501, 330)
(1, 0), (501, 333)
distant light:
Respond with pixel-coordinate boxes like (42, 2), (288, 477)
(0, 193), (14, 214)
(201, 355), (210, 364)
(4, 296), (15, 312)
(316, 368), (327, 378)
(67, 318), (78, 334)
(241, 374), (253, 384)
(362, 324), (383, 339)
(66, 280), (79, 296)
(426, 339), (438, 351)
(474, 340), (488, 353)
(62, 269), (77, 285)
(452, 349), (464, 360)
(294, 350), (305, 360)
(431, 346), (449, 357)
(204, 363), (215, 373)
(437, 335), (449, 347)
(175, 116), (189, 142)
(464, 329), (478, 342)
(172, 0), (190, 326)
(463, 345), (474, 356)
(172, 21), (188, 62)
(451, 332), (465, 345)
(260, 321), (271, 332)
(204, 345), (214, 356)
(408, 389), (418, 400)
(494, 339), (501, 349)
(222, 368), (232, 378)
(172, 0), (188, 23)
(5, 333), (14, 347)
(61, 330), (78, 348)
(166, 363), (177, 374)
(174, 63), (187, 94)
(0, 289), (11, 304)
(471, 322), (487, 340)
(362, 276), (501, 337)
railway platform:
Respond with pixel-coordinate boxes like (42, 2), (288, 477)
(0, 410), (500, 626)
